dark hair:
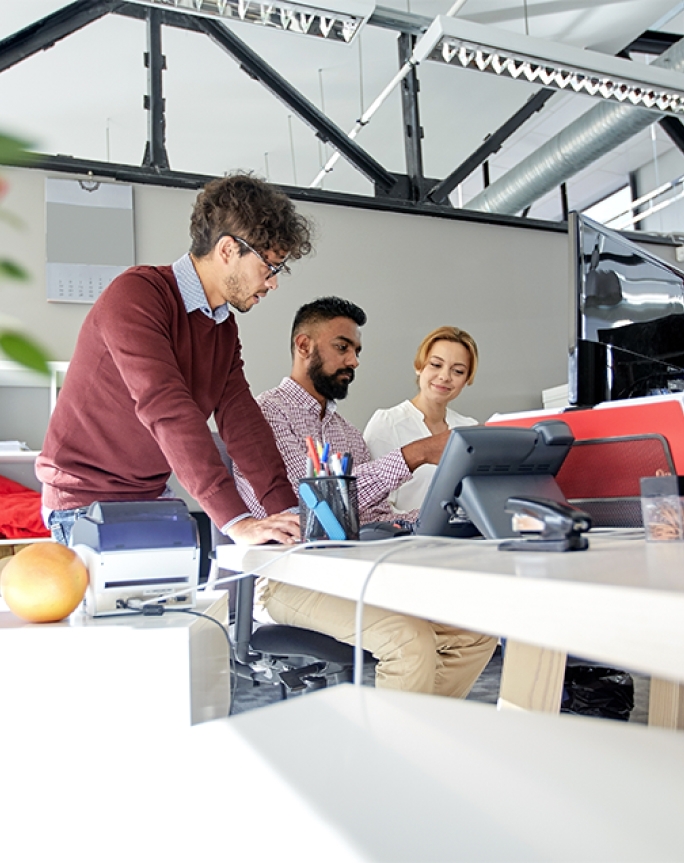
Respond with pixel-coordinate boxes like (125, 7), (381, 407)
(290, 296), (367, 356)
(189, 172), (313, 259)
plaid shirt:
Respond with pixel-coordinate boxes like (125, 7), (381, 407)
(233, 377), (415, 524)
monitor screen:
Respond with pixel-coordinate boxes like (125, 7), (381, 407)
(415, 421), (573, 540)
(568, 211), (684, 406)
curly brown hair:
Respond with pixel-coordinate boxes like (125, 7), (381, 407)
(189, 172), (313, 259)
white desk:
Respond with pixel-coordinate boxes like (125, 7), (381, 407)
(0, 592), (231, 733)
(216, 533), (684, 727)
(2, 685), (683, 862)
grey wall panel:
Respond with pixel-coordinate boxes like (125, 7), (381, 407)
(2, 165), (572, 446)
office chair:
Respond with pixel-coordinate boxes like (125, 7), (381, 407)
(209, 432), (374, 697)
(555, 433), (675, 527)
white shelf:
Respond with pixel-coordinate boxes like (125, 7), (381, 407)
(0, 450), (41, 492)
(0, 360), (69, 415)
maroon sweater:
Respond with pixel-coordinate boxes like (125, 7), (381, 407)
(36, 265), (296, 526)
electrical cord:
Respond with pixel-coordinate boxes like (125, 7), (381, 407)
(130, 535), (499, 705)
(120, 598), (236, 716)
(350, 536), (460, 686)
(162, 606), (237, 716)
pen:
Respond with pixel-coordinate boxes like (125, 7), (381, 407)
(306, 436), (321, 475)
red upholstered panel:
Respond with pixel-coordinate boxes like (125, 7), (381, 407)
(555, 436), (674, 500)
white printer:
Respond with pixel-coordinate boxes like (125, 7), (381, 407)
(71, 500), (200, 617)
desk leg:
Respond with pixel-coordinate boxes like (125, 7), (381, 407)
(498, 640), (566, 714)
(648, 678), (684, 730)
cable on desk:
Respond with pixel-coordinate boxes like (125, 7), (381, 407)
(161, 607), (237, 716)
(351, 537), (451, 686)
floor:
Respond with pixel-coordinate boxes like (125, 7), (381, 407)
(230, 646), (651, 725)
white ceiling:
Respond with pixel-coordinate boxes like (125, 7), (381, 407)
(2, 0), (684, 222)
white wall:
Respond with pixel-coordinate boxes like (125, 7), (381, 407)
(0, 164), (594, 447)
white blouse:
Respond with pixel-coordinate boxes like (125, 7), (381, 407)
(363, 399), (478, 514)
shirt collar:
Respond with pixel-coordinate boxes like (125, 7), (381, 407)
(172, 253), (230, 324)
(279, 377), (338, 418)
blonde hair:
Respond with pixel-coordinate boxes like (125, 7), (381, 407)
(414, 326), (478, 385)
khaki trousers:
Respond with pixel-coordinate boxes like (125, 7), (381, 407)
(261, 580), (497, 697)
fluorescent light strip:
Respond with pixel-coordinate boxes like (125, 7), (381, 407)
(610, 184), (684, 230)
(127, 0), (373, 42)
(414, 16), (684, 115)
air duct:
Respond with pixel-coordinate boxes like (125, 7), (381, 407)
(465, 36), (684, 216)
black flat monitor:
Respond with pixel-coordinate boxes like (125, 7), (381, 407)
(415, 421), (573, 540)
(568, 211), (684, 407)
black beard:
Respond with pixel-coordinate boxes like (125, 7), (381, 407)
(309, 348), (355, 401)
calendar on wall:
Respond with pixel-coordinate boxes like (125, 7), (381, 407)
(45, 178), (135, 304)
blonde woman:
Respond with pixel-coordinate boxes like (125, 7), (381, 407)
(364, 326), (479, 513)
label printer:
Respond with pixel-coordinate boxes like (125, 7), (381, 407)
(71, 500), (200, 617)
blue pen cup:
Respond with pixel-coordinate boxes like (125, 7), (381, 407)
(298, 476), (359, 541)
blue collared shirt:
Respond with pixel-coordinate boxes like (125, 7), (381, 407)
(172, 253), (231, 324)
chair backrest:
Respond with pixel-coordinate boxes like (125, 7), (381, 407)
(209, 431), (366, 690)
(555, 433), (675, 527)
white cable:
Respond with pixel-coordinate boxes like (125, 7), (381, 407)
(352, 536), (443, 685)
(139, 535), (427, 607)
(349, 535), (504, 684)
(309, 0), (470, 188)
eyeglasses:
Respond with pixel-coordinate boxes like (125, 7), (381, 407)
(228, 234), (291, 279)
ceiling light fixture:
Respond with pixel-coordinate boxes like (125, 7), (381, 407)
(413, 16), (684, 115)
(126, 0), (374, 43)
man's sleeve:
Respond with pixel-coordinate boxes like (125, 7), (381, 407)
(231, 396), (305, 520)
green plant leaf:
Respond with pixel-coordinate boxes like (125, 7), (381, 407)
(0, 132), (33, 165)
(0, 259), (30, 281)
(0, 331), (51, 375)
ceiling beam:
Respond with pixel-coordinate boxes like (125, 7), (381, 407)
(424, 88), (555, 205)
(112, 2), (433, 37)
(195, 16), (397, 193)
(141, 7), (170, 171)
(660, 115), (684, 155)
(398, 33), (425, 203)
(0, 0), (121, 74)
(624, 30), (680, 56)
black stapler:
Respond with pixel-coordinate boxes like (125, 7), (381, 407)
(498, 496), (592, 552)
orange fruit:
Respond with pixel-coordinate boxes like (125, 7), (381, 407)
(0, 542), (89, 623)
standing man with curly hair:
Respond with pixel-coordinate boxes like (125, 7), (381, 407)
(37, 173), (313, 547)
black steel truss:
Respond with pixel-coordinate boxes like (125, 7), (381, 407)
(0, 0), (120, 73)
(195, 16), (396, 192)
(141, 7), (170, 171)
(424, 88), (555, 205)
(1, 3), (674, 213)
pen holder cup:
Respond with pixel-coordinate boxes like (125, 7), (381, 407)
(298, 476), (359, 542)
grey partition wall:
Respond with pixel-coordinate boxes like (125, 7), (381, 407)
(0, 164), (628, 445)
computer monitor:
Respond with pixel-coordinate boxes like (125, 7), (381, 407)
(568, 211), (684, 407)
(415, 421), (574, 539)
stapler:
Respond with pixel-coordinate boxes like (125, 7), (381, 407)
(498, 496), (592, 552)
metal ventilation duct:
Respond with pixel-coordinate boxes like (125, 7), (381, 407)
(465, 36), (684, 216)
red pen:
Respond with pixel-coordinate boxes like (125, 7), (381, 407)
(306, 436), (321, 475)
